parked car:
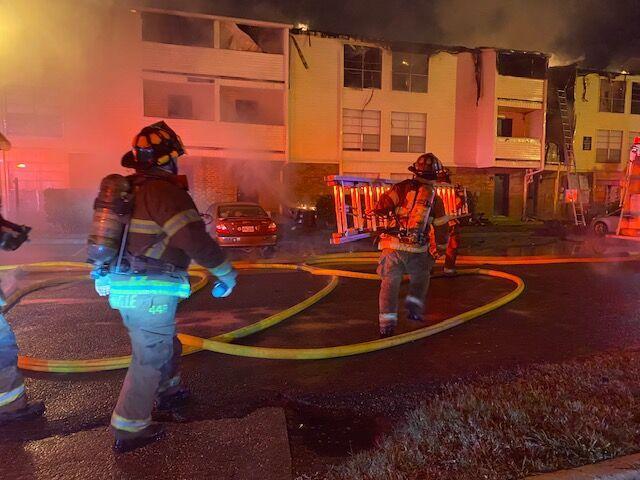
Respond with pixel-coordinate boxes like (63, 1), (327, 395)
(204, 202), (277, 257)
(590, 208), (621, 235)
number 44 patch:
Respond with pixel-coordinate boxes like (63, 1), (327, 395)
(149, 304), (169, 315)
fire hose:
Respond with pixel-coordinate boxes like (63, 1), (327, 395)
(0, 253), (636, 372)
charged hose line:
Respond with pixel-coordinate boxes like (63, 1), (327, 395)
(2, 253), (635, 372)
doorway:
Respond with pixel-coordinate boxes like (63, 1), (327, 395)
(494, 174), (510, 216)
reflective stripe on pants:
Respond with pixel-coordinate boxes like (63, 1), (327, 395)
(0, 313), (26, 413)
(110, 293), (181, 437)
(377, 248), (434, 324)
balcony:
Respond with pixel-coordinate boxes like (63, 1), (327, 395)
(142, 117), (286, 160)
(495, 136), (542, 162)
(141, 42), (286, 83)
(496, 75), (545, 105)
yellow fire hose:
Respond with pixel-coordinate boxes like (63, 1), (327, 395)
(1, 253), (632, 372)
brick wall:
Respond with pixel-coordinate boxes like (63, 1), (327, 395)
(284, 163), (338, 208)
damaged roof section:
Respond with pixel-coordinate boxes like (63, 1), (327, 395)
(291, 28), (550, 79)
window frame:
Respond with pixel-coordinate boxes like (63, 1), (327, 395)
(390, 111), (427, 153)
(342, 108), (381, 152)
(631, 82), (640, 115)
(391, 52), (429, 93)
(582, 136), (592, 151)
(599, 79), (626, 113)
(343, 45), (382, 90)
(595, 129), (623, 163)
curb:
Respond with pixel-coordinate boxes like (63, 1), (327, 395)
(525, 453), (640, 479)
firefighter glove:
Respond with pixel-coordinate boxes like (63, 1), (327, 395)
(210, 261), (237, 298)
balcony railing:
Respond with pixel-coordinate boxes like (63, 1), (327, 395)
(496, 75), (545, 103)
(495, 136), (542, 162)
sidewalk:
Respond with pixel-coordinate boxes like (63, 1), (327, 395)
(525, 453), (640, 479)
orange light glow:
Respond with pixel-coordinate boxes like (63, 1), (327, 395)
(16, 163), (26, 169)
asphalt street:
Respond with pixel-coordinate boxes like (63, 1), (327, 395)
(1, 258), (640, 478)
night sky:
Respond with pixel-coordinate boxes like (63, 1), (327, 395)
(146, 0), (640, 69)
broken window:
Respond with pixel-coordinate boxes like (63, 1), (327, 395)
(596, 129), (622, 163)
(391, 112), (426, 152)
(631, 83), (640, 114)
(141, 12), (214, 48)
(392, 52), (428, 93)
(219, 86), (284, 125)
(582, 136), (592, 150)
(497, 52), (547, 79)
(143, 79), (215, 120)
(344, 45), (382, 89)
(219, 22), (284, 54)
(599, 79), (626, 113)
(342, 109), (380, 151)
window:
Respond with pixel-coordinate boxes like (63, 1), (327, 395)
(497, 118), (513, 137)
(143, 80), (215, 120)
(599, 79), (626, 113)
(390, 112), (426, 152)
(342, 109), (381, 151)
(596, 129), (623, 163)
(141, 12), (214, 48)
(392, 52), (428, 92)
(344, 45), (382, 89)
(219, 86), (284, 125)
(582, 136), (592, 150)
(631, 83), (640, 114)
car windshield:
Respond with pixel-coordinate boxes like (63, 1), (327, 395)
(218, 205), (267, 218)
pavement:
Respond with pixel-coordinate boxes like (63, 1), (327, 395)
(3, 226), (640, 478)
(525, 453), (640, 479)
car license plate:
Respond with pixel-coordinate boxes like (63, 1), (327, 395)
(240, 226), (255, 233)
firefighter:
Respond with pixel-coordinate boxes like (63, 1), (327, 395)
(370, 153), (449, 337)
(0, 217), (45, 425)
(91, 122), (237, 453)
(438, 167), (463, 275)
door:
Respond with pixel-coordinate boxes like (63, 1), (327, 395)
(494, 174), (510, 216)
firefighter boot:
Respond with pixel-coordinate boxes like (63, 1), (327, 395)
(0, 401), (45, 425)
(405, 296), (425, 323)
(113, 423), (166, 454)
(153, 387), (191, 422)
(379, 313), (397, 338)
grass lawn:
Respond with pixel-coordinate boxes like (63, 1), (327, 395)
(326, 349), (640, 480)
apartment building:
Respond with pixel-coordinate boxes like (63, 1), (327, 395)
(546, 66), (640, 217)
(0, 4), (290, 218)
(288, 30), (549, 219)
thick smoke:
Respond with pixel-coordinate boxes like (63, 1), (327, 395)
(153, 0), (640, 70)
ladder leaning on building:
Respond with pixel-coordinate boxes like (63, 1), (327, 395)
(557, 87), (587, 227)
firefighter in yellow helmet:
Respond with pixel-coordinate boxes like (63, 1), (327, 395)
(370, 153), (449, 337)
(89, 122), (237, 453)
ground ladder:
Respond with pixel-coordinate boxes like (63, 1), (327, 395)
(557, 88), (586, 227)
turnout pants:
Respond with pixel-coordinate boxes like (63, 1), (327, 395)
(109, 293), (182, 439)
(0, 314), (27, 414)
(445, 222), (461, 270)
(377, 249), (435, 332)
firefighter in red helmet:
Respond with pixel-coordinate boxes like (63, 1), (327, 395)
(90, 121), (237, 453)
(369, 153), (449, 337)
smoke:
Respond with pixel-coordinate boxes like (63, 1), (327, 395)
(157, 0), (640, 70)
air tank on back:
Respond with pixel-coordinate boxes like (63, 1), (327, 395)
(87, 174), (133, 266)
